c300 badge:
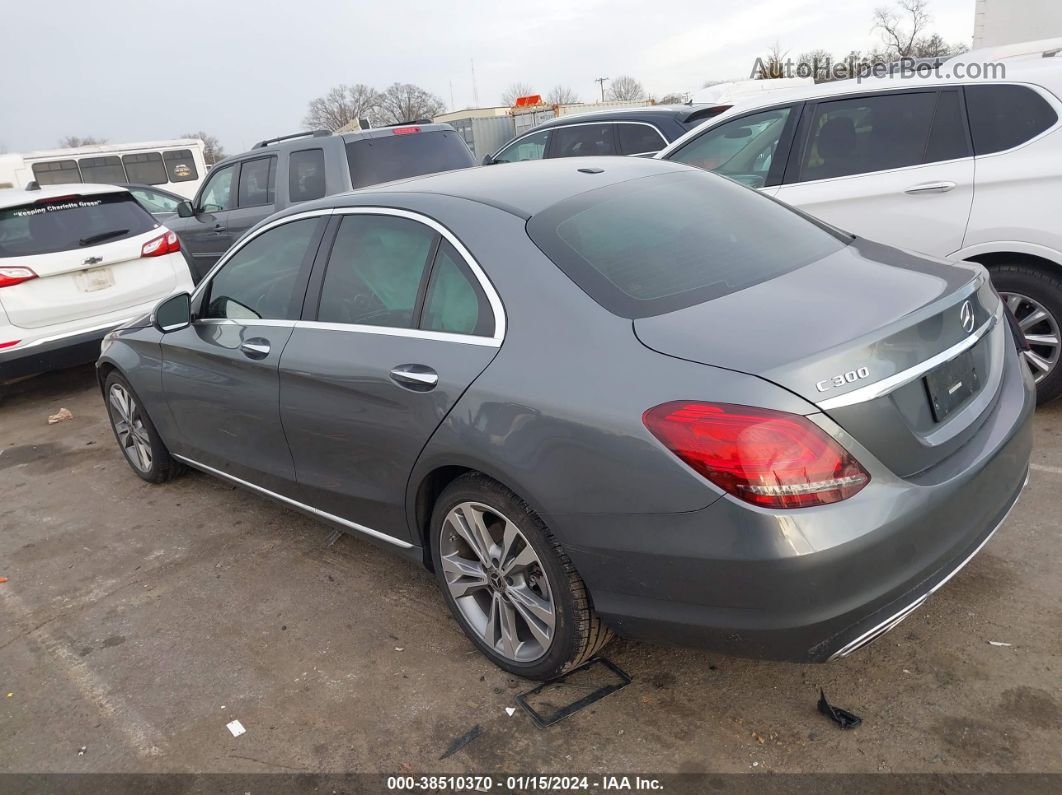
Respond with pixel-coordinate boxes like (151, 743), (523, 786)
(816, 366), (871, 393)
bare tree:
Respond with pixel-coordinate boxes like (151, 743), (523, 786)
(546, 85), (579, 105)
(303, 84), (380, 132)
(658, 93), (689, 104)
(371, 83), (447, 126)
(502, 82), (536, 106)
(608, 75), (645, 101)
(873, 0), (931, 59)
(753, 41), (789, 79)
(797, 48), (834, 82)
(59, 136), (108, 148)
(180, 131), (225, 165)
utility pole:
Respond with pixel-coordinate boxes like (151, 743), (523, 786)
(594, 76), (609, 101)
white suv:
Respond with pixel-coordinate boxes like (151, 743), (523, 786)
(0, 183), (193, 380)
(658, 38), (1062, 402)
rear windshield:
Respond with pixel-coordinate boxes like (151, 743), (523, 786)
(0, 192), (157, 258)
(526, 170), (848, 318)
(345, 130), (475, 189)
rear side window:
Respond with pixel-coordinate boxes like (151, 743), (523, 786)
(238, 157), (276, 208)
(925, 89), (970, 162)
(422, 241), (494, 337)
(965, 84), (1058, 155)
(317, 214), (436, 328)
(526, 170), (847, 318)
(32, 160), (82, 185)
(345, 130), (474, 189)
(122, 152), (167, 185)
(796, 92), (937, 181)
(289, 149), (326, 203)
(164, 149), (199, 182)
(551, 124), (615, 157)
(78, 156), (127, 184)
(204, 218), (320, 321)
(0, 192), (157, 258)
(616, 124), (666, 155)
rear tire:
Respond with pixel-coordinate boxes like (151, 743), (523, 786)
(104, 371), (183, 483)
(430, 473), (613, 680)
(989, 264), (1062, 404)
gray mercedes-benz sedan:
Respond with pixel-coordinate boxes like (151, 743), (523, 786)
(97, 157), (1034, 680)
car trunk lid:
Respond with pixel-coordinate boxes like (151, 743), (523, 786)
(634, 239), (1006, 477)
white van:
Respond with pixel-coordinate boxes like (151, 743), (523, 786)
(0, 139), (208, 199)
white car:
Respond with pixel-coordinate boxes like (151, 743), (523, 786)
(0, 183), (193, 380)
(658, 38), (1062, 402)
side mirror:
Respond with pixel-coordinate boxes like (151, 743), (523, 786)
(176, 200), (195, 218)
(481, 154), (496, 166)
(154, 292), (191, 333)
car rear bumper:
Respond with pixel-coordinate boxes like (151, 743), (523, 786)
(557, 344), (1035, 662)
(0, 317), (142, 381)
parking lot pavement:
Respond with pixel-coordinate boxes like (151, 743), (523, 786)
(1, 364), (1061, 775)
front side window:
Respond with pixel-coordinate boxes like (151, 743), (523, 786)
(494, 129), (552, 163)
(203, 218), (320, 321)
(130, 187), (181, 214)
(163, 149), (199, 182)
(965, 84), (1058, 155)
(422, 241), (494, 336)
(796, 92), (937, 182)
(198, 165), (235, 212)
(32, 160), (82, 185)
(237, 157), (276, 208)
(669, 107), (792, 188)
(78, 155), (127, 184)
(317, 214), (435, 328)
(122, 152), (167, 185)
(551, 124), (615, 157)
(289, 149), (326, 203)
(617, 124), (666, 155)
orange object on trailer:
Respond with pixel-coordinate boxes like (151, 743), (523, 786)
(513, 94), (544, 108)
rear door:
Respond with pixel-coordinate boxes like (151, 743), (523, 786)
(279, 209), (502, 542)
(773, 88), (975, 257)
(0, 191), (178, 329)
(178, 163), (237, 279)
(160, 214), (327, 494)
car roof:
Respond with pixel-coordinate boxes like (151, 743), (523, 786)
(336, 156), (694, 218)
(0, 182), (129, 209)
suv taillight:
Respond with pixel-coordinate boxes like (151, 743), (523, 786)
(643, 401), (870, 509)
(141, 229), (180, 258)
(0, 266), (38, 288)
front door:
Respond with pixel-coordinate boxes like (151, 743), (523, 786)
(179, 163), (237, 280)
(161, 215), (326, 494)
(279, 211), (502, 541)
(773, 89), (975, 258)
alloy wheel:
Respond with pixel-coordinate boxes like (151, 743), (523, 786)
(108, 383), (153, 473)
(438, 501), (556, 663)
(1000, 291), (1061, 384)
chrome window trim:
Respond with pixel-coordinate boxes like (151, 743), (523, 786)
(496, 120), (668, 160)
(190, 206), (506, 347)
(172, 454), (414, 549)
(817, 303), (1002, 411)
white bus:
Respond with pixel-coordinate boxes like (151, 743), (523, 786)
(0, 139), (208, 199)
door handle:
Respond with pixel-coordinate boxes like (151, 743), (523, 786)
(213, 224), (226, 232)
(904, 181), (957, 194)
(390, 364), (439, 391)
(240, 338), (270, 359)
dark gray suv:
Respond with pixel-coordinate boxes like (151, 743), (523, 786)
(169, 125), (475, 282)
(98, 157), (1033, 680)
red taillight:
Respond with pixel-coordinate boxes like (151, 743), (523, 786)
(392, 126), (421, 135)
(0, 266), (38, 288)
(0, 340), (21, 349)
(141, 229), (180, 258)
(643, 401), (870, 509)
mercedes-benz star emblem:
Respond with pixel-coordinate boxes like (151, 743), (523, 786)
(960, 300), (975, 334)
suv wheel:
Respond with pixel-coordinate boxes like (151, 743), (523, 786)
(430, 474), (613, 680)
(104, 371), (184, 483)
(990, 264), (1062, 404)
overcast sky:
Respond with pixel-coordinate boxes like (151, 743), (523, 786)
(2, 0), (975, 153)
